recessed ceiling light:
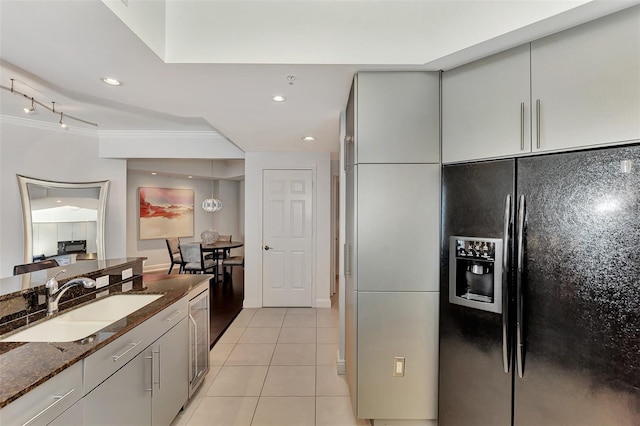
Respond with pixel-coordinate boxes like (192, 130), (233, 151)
(188, 176), (193, 179)
(101, 77), (122, 86)
(56, 200), (62, 203)
(151, 172), (157, 175)
(272, 95), (286, 102)
(301, 136), (316, 142)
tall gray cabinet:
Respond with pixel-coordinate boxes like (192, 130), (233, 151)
(344, 72), (440, 423)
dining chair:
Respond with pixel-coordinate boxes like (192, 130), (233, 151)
(221, 255), (244, 282)
(179, 242), (216, 275)
(13, 259), (59, 276)
(205, 234), (232, 262)
(165, 237), (184, 274)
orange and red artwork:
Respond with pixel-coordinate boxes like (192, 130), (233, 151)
(139, 187), (194, 239)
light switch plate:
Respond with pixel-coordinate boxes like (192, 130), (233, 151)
(96, 275), (109, 289)
(122, 281), (133, 292)
(122, 268), (133, 280)
(393, 357), (405, 377)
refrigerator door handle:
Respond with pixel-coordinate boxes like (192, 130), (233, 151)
(516, 194), (526, 378)
(502, 194), (512, 374)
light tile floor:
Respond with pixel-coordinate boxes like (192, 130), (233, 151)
(172, 306), (369, 426)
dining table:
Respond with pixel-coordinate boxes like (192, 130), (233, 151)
(201, 240), (244, 281)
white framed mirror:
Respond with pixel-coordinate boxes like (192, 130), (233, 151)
(17, 175), (110, 265)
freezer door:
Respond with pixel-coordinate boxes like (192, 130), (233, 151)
(514, 145), (640, 424)
(440, 159), (515, 426)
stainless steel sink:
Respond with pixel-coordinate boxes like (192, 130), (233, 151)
(0, 294), (162, 342)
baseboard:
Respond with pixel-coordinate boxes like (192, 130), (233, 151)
(315, 298), (332, 309)
(372, 419), (437, 426)
(143, 263), (170, 274)
(336, 350), (346, 375)
(243, 299), (262, 309)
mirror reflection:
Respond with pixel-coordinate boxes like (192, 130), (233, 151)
(18, 175), (110, 265)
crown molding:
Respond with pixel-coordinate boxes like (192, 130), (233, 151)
(97, 129), (230, 141)
(1, 115), (234, 143)
(0, 115), (98, 138)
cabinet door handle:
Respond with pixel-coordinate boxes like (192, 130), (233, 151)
(536, 99), (541, 149)
(154, 348), (161, 389)
(516, 195), (527, 379)
(520, 102), (525, 151)
(189, 313), (198, 382)
(344, 243), (351, 276)
(22, 388), (75, 426)
(165, 310), (183, 322)
(112, 340), (142, 362)
(502, 195), (512, 374)
(145, 354), (153, 395)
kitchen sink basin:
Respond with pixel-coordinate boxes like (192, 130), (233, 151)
(0, 294), (163, 343)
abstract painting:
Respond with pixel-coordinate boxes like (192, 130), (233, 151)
(139, 187), (194, 240)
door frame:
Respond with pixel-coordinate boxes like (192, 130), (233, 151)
(260, 167), (317, 307)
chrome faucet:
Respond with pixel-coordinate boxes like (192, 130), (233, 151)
(46, 270), (97, 316)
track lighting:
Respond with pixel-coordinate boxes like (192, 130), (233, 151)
(23, 97), (36, 114)
(2, 78), (98, 128)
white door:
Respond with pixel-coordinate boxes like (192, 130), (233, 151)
(263, 169), (313, 307)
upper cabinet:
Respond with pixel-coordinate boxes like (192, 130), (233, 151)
(356, 72), (440, 164)
(443, 5), (640, 164)
(531, 7), (640, 153)
(442, 44), (531, 163)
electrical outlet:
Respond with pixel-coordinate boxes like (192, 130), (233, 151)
(96, 275), (109, 289)
(122, 268), (133, 280)
(393, 357), (405, 377)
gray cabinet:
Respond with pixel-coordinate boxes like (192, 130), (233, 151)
(49, 399), (83, 426)
(442, 6), (640, 164)
(0, 360), (83, 426)
(84, 348), (151, 426)
(84, 317), (189, 426)
(152, 317), (189, 425)
(357, 291), (439, 420)
(357, 163), (440, 292)
(355, 72), (440, 164)
(344, 72), (440, 422)
(442, 44), (531, 163)
(531, 6), (640, 153)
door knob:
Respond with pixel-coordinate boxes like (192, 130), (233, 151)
(264, 245), (271, 250)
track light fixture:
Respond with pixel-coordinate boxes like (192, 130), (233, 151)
(2, 78), (98, 128)
(23, 97), (36, 114)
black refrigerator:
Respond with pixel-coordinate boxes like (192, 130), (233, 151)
(439, 145), (640, 425)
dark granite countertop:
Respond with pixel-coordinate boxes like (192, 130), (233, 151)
(0, 273), (211, 408)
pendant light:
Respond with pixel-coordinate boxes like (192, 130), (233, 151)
(202, 160), (222, 212)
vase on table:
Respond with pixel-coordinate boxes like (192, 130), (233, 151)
(201, 229), (219, 244)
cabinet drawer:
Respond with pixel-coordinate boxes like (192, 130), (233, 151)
(1, 361), (82, 426)
(84, 295), (188, 393)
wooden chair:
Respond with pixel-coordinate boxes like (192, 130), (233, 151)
(179, 243), (216, 275)
(13, 259), (59, 275)
(165, 238), (184, 274)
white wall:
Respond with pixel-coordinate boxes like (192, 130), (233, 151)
(218, 180), (243, 256)
(0, 119), (127, 278)
(244, 151), (331, 308)
(126, 170), (243, 271)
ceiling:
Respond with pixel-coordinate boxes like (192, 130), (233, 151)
(1, 0), (636, 160)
